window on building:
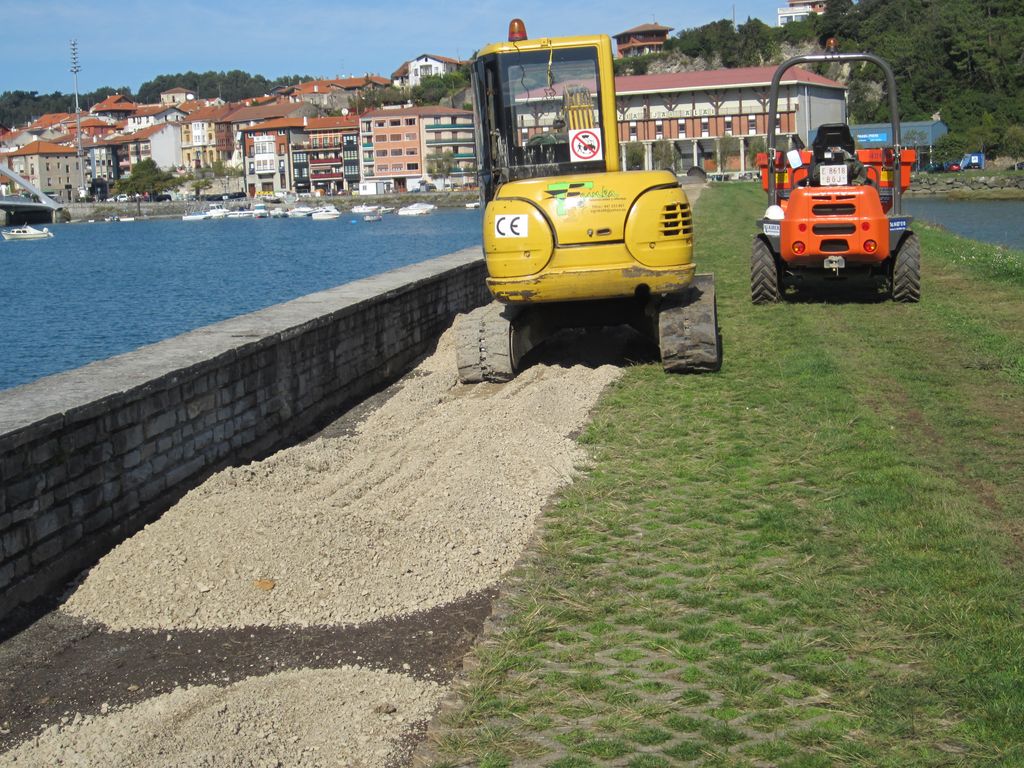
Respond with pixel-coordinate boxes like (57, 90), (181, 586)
(406, 148), (417, 155)
(408, 162), (419, 171)
(748, 115), (757, 135)
(655, 120), (663, 140)
(629, 121), (637, 140)
(677, 119), (687, 138)
(390, 148), (402, 156)
(376, 150), (387, 157)
(724, 116), (733, 135)
(389, 119), (401, 126)
(375, 120), (385, 127)
(405, 118), (416, 126)
(701, 117), (710, 137)
(375, 134), (387, 143)
(390, 134), (402, 142)
(405, 133), (416, 141)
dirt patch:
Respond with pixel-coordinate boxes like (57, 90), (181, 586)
(60, 329), (621, 631)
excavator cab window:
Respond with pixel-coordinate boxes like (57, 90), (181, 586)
(473, 45), (606, 200)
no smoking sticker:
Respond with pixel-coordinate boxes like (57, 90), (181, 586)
(570, 128), (603, 162)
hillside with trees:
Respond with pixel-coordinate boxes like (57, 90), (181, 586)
(615, 0), (1024, 159)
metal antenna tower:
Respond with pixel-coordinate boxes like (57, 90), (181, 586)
(70, 40), (86, 199)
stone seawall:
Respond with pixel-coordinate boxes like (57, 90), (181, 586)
(0, 248), (489, 627)
(908, 173), (1024, 195)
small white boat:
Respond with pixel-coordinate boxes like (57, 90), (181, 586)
(287, 206), (315, 218)
(363, 213), (383, 222)
(226, 209), (253, 218)
(311, 205), (341, 220)
(207, 205), (231, 219)
(1, 224), (53, 240)
(252, 202), (270, 219)
(397, 202), (436, 216)
(465, 201), (481, 209)
(182, 211), (209, 221)
(269, 206), (288, 218)
(379, 206), (395, 214)
(351, 204), (379, 214)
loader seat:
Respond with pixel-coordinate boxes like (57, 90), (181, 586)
(809, 123), (868, 186)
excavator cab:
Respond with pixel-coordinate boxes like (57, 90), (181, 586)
(457, 20), (721, 382)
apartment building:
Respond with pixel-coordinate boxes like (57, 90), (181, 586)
(239, 118), (309, 197)
(4, 140), (86, 202)
(613, 65), (846, 173)
(359, 105), (475, 192)
(181, 104), (237, 169)
(303, 115), (360, 195)
(105, 123), (183, 176)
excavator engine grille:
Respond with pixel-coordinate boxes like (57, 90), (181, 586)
(660, 202), (693, 237)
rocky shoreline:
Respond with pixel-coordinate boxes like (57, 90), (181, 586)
(907, 172), (1024, 197)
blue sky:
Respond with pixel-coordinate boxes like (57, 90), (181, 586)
(9, 0), (777, 96)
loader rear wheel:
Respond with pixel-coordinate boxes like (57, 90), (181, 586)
(891, 232), (921, 303)
(751, 237), (781, 304)
(659, 274), (722, 373)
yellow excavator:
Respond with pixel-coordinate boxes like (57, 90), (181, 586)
(455, 19), (721, 382)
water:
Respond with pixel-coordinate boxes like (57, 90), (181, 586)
(0, 210), (482, 391)
(902, 197), (1024, 251)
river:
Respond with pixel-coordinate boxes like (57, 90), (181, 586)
(902, 197), (1024, 251)
(0, 209), (482, 391)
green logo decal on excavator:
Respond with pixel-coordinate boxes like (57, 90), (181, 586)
(544, 181), (620, 216)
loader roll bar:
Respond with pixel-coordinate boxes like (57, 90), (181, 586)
(766, 52), (903, 215)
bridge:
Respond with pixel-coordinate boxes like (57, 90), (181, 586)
(0, 165), (62, 225)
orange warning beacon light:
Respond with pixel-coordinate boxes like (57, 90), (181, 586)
(508, 18), (527, 41)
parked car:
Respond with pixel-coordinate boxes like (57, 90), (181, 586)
(1013, 161), (1024, 171)
(153, 193), (172, 202)
(115, 193), (130, 202)
(922, 163), (946, 173)
(946, 162), (962, 172)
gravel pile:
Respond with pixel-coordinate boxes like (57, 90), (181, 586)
(61, 327), (622, 631)
(0, 666), (444, 767)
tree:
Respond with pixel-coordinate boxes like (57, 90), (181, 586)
(652, 140), (677, 171)
(1001, 125), (1024, 163)
(427, 150), (456, 188)
(114, 158), (178, 196)
(932, 132), (968, 164)
(718, 135), (740, 172)
(625, 142), (645, 170)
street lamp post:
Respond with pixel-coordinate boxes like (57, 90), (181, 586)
(70, 40), (86, 200)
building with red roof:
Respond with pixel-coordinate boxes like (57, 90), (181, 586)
(391, 55), (465, 89)
(4, 140), (85, 202)
(90, 94), (137, 121)
(613, 23), (674, 58)
(612, 66), (847, 173)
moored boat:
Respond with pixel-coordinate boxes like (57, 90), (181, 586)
(287, 206), (315, 217)
(351, 204), (379, 214)
(311, 205), (342, 220)
(396, 202), (436, 216)
(363, 212), (383, 222)
(1, 224), (53, 240)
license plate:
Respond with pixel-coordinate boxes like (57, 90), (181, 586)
(819, 164), (848, 186)
(824, 256), (846, 270)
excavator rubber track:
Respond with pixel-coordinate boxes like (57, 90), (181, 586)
(455, 302), (517, 383)
(658, 274), (722, 374)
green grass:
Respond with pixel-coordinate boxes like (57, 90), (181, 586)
(427, 184), (1024, 767)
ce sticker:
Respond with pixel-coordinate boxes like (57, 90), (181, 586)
(494, 214), (529, 238)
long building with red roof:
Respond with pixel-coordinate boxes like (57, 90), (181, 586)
(611, 65), (847, 173)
